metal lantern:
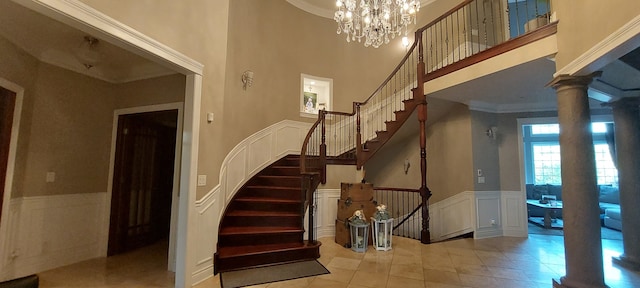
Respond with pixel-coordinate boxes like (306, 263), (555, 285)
(371, 218), (394, 251)
(349, 222), (369, 252)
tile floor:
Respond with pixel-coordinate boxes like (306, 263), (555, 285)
(37, 234), (640, 288)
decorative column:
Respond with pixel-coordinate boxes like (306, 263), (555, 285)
(549, 73), (607, 288)
(610, 98), (640, 271)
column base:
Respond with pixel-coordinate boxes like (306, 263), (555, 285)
(613, 255), (640, 271)
(553, 277), (609, 288)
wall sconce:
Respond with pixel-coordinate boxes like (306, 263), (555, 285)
(404, 159), (410, 174)
(241, 70), (254, 90)
(401, 36), (410, 48)
(486, 126), (498, 140)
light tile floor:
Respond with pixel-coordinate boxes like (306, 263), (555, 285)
(37, 234), (640, 288)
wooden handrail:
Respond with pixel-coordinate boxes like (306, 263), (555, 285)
(298, 0), (555, 245)
(416, 0), (475, 35)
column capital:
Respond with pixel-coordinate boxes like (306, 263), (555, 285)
(548, 72), (602, 90)
(603, 97), (640, 110)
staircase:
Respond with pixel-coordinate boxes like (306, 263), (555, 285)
(213, 155), (321, 274)
(357, 96), (422, 167)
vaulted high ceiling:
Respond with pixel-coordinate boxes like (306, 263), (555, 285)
(1, 0), (638, 110)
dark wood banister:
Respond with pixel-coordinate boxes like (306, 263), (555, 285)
(416, 0), (475, 35)
(300, 0), (556, 245)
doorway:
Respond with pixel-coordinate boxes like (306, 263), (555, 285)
(0, 86), (17, 221)
(108, 109), (179, 256)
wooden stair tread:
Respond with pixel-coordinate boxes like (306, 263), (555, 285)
(235, 197), (302, 203)
(246, 185), (299, 190)
(220, 226), (303, 235)
(217, 242), (320, 258)
(227, 210), (300, 217)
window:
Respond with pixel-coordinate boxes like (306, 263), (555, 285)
(300, 74), (332, 118)
(523, 122), (618, 186)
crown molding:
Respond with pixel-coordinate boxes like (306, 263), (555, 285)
(554, 14), (640, 77)
(14, 0), (204, 75)
(468, 100), (557, 113)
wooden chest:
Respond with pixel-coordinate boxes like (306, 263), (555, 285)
(335, 219), (351, 247)
(340, 182), (374, 201)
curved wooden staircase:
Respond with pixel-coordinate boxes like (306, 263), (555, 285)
(214, 0), (557, 274)
(213, 155), (321, 274)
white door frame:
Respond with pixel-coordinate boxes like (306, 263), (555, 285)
(0, 78), (24, 276)
(107, 103), (184, 272)
(12, 1), (204, 287)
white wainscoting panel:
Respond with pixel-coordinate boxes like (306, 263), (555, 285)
(274, 125), (305, 159)
(192, 188), (220, 285)
(248, 132), (274, 176)
(304, 189), (340, 240)
(429, 191), (475, 242)
(1, 193), (106, 280)
(501, 191), (527, 237)
(220, 120), (311, 204)
(193, 120), (311, 284)
(224, 147), (247, 203)
(474, 191), (502, 239)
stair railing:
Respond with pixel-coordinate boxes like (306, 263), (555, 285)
(300, 0), (552, 245)
(416, 0), (551, 81)
(373, 187), (425, 240)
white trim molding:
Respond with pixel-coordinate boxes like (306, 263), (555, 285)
(104, 103), (184, 272)
(554, 14), (640, 77)
(0, 78), (24, 282)
(14, 0), (204, 75)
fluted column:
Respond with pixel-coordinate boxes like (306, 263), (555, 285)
(549, 73), (607, 288)
(610, 97), (640, 271)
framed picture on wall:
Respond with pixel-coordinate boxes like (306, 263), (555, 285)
(303, 92), (317, 113)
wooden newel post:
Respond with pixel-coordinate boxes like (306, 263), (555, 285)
(415, 30), (431, 244)
(355, 103), (363, 169)
(418, 102), (431, 244)
(320, 111), (327, 184)
(306, 174), (316, 244)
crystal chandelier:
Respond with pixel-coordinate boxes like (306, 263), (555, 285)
(334, 0), (420, 48)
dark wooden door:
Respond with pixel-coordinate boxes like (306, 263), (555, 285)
(108, 110), (178, 256)
(0, 87), (16, 221)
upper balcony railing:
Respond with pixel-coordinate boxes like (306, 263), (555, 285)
(300, 0), (554, 245)
(418, 0), (552, 80)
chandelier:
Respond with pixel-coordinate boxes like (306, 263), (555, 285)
(334, 0), (420, 48)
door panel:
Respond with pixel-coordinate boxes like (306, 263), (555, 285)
(108, 110), (177, 256)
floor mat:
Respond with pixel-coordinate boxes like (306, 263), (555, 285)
(220, 260), (329, 288)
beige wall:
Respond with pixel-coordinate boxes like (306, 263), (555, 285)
(1, 33), (189, 199)
(554, 0), (640, 68)
(115, 74), (185, 109)
(471, 110), (500, 191)
(425, 103), (474, 202)
(365, 132), (423, 190)
(0, 36), (39, 198)
(78, 0), (230, 199)
(73, 0), (467, 200)
(22, 62), (116, 197)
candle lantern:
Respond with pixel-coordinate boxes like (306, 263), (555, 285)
(371, 204), (393, 251)
(348, 210), (369, 252)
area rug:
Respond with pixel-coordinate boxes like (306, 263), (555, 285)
(220, 260), (330, 288)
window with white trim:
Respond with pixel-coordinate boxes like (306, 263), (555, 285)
(523, 122), (618, 186)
